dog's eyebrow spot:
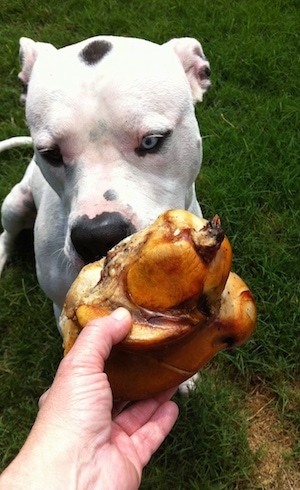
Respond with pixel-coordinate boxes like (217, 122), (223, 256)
(104, 189), (118, 201)
(79, 40), (112, 65)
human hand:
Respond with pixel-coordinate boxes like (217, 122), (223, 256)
(0, 308), (179, 490)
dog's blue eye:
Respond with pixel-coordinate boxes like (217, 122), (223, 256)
(135, 131), (172, 157)
(140, 135), (160, 150)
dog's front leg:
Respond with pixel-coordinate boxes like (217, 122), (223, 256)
(0, 161), (37, 275)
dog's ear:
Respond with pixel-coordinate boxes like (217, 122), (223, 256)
(164, 38), (211, 103)
(18, 37), (56, 103)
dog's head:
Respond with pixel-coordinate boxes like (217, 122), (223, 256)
(19, 35), (210, 268)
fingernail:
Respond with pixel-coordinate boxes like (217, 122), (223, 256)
(111, 307), (130, 321)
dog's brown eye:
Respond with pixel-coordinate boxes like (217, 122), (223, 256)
(38, 146), (64, 166)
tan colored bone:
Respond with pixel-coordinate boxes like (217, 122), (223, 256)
(60, 210), (256, 400)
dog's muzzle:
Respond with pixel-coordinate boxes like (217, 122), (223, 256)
(70, 212), (136, 264)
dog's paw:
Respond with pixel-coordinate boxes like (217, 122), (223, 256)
(0, 231), (12, 276)
(178, 373), (200, 395)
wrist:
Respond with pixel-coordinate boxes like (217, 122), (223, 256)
(0, 422), (79, 490)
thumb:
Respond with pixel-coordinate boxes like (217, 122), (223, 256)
(65, 308), (132, 372)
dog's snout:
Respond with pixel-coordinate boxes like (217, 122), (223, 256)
(71, 212), (136, 264)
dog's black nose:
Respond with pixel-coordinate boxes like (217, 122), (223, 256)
(71, 212), (136, 263)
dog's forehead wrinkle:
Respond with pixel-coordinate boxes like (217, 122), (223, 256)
(79, 40), (112, 65)
(97, 119), (108, 132)
(89, 120), (108, 143)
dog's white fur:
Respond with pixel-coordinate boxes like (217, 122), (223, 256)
(0, 35), (211, 393)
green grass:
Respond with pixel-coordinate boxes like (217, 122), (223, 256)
(0, 0), (299, 487)
(142, 371), (255, 490)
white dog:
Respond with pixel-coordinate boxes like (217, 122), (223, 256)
(0, 36), (210, 381)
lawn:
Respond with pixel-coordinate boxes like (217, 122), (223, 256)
(0, 0), (299, 488)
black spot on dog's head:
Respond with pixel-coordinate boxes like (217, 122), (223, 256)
(79, 40), (112, 65)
